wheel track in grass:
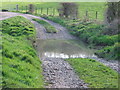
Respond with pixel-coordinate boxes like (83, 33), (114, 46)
(1, 12), (119, 88)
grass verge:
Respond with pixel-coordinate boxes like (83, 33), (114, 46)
(1, 16), (44, 88)
(65, 58), (118, 88)
(95, 42), (120, 60)
(33, 18), (57, 33)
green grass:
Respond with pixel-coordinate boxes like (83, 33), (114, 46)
(1, 16), (44, 88)
(65, 58), (118, 88)
(1, 2), (60, 16)
(33, 18), (57, 33)
(2, 16), (35, 37)
(1, 2), (106, 21)
(77, 2), (106, 20)
(95, 42), (120, 60)
(42, 16), (66, 26)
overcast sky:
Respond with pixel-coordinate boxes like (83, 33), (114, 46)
(1, 0), (119, 2)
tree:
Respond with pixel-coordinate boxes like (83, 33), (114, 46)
(29, 4), (35, 14)
(106, 2), (120, 23)
(105, 1), (120, 35)
(58, 3), (79, 19)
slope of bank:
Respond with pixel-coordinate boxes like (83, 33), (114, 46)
(1, 16), (44, 88)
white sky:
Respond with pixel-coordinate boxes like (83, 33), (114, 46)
(1, 0), (120, 2)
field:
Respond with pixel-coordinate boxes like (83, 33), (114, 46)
(1, 2), (106, 20)
(1, 16), (44, 88)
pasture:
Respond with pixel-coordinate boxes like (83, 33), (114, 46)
(1, 2), (107, 20)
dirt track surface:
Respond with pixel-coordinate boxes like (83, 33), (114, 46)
(1, 12), (88, 88)
(1, 12), (119, 88)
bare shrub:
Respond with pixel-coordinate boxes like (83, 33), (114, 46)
(58, 3), (79, 19)
(104, 19), (120, 35)
(104, 1), (120, 35)
(29, 4), (35, 13)
(105, 2), (120, 23)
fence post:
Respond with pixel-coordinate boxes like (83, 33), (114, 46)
(26, 6), (28, 13)
(76, 7), (78, 19)
(16, 4), (19, 11)
(86, 10), (88, 17)
(22, 6), (23, 12)
(53, 8), (55, 16)
(35, 7), (37, 14)
(41, 8), (43, 14)
(47, 8), (49, 15)
(96, 11), (98, 19)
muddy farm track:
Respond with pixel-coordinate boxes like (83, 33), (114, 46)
(1, 12), (119, 88)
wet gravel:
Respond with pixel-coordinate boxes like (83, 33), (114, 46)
(41, 57), (88, 88)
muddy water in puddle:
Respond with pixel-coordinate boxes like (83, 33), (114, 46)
(36, 39), (96, 59)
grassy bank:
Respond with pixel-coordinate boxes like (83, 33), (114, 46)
(33, 18), (57, 33)
(41, 16), (119, 60)
(65, 58), (118, 88)
(1, 16), (44, 88)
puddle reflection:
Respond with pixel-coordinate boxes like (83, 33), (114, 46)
(36, 39), (96, 59)
(43, 52), (97, 59)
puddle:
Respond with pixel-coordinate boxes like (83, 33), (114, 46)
(36, 39), (97, 59)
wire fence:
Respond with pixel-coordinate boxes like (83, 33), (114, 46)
(1, 4), (104, 21)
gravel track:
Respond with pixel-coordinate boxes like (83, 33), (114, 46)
(41, 57), (88, 88)
(1, 12), (88, 88)
(0, 12), (119, 88)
